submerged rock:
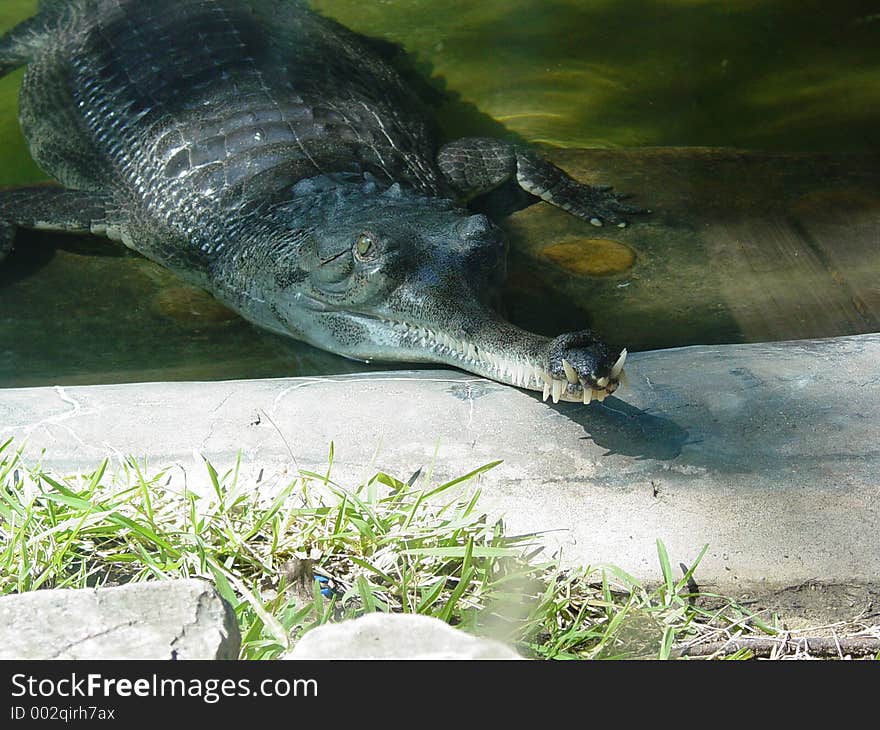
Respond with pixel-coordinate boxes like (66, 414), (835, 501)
(541, 236), (636, 276)
(152, 285), (240, 328)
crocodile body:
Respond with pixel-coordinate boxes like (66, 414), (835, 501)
(0, 0), (639, 402)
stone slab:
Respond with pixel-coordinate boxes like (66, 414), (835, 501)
(1, 334), (879, 596)
(0, 579), (240, 660)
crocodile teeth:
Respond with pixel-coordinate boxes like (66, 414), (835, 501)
(611, 348), (627, 378)
(618, 370), (628, 387)
(596, 376), (609, 388)
(551, 379), (564, 404)
(561, 358), (579, 385)
(595, 390), (607, 402)
(583, 389), (593, 404)
(542, 382), (551, 401)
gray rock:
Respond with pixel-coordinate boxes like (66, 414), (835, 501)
(2, 334), (879, 604)
(0, 579), (240, 659)
(285, 614), (521, 660)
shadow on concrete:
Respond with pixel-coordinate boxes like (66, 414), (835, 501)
(540, 395), (690, 462)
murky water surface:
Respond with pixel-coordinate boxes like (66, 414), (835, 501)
(1, 1), (877, 386)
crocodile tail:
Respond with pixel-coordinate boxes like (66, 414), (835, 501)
(0, 0), (74, 79)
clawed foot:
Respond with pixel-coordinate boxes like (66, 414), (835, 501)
(543, 330), (627, 404)
(581, 186), (649, 228)
(515, 149), (650, 229)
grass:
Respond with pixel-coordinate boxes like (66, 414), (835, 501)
(0, 437), (876, 660)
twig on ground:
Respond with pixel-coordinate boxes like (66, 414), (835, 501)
(673, 635), (880, 659)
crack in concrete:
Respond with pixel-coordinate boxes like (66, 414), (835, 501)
(47, 618), (142, 659)
(53, 386), (83, 415)
(169, 589), (213, 659)
(13, 386), (110, 455)
(209, 390), (236, 415)
(20, 386), (89, 433)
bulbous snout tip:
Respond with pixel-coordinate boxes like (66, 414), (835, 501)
(457, 213), (495, 241)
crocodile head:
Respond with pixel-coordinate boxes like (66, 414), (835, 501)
(229, 177), (626, 403)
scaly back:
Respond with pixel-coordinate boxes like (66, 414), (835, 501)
(4, 0), (443, 238)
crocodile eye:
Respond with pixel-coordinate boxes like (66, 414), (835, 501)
(354, 232), (376, 259)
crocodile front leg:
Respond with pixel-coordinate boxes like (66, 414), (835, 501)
(436, 137), (638, 401)
(0, 186), (110, 262)
(437, 137), (644, 227)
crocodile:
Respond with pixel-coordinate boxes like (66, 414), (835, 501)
(0, 0), (641, 403)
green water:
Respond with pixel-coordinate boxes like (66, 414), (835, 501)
(0, 1), (878, 386)
(2, 0), (877, 187)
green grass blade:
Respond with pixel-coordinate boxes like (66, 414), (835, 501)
(659, 626), (674, 659)
(356, 575), (377, 614)
(417, 579), (448, 614)
(656, 539), (674, 603)
(675, 543), (709, 593)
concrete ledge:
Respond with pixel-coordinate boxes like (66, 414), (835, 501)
(2, 334), (878, 597)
